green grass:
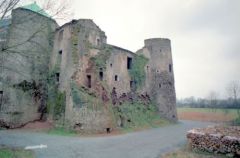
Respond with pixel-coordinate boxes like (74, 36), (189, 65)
(0, 148), (35, 158)
(177, 107), (238, 118)
(48, 127), (77, 136)
(161, 145), (228, 158)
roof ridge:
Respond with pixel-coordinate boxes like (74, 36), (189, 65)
(20, 2), (50, 18)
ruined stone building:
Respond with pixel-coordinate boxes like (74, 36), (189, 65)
(0, 2), (177, 132)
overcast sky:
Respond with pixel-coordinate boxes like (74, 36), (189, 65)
(26, 0), (240, 99)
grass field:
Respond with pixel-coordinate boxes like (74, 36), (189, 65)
(177, 107), (239, 122)
(0, 147), (35, 158)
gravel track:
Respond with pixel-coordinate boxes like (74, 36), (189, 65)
(0, 120), (214, 158)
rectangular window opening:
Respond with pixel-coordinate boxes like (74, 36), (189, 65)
(127, 57), (132, 69)
(114, 75), (118, 81)
(99, 71), (103, 81)
(87, 75), (91, 88)
(56, 73), (60, 82)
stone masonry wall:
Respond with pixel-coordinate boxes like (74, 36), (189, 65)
(0, 8), (57, 128)
(137, 38), (177, 121)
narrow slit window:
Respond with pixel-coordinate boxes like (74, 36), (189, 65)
(99, 71), (103, 81)
(127, 57), (132, 69)
(169, 64), (172, 72)
(0, 91), (3, 106)
(87, 75), (91, 88)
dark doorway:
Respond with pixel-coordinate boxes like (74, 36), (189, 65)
(87, 75), (91, 88)
(56, 73), (60, 82)
(127, 57), (132, 69)
(106, 128), (111, 133)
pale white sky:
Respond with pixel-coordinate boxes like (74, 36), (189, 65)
(25, 0), (240, 99)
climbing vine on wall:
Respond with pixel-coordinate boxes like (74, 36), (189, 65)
(89, 45), (112, 71)
(113, 101), (166, 128)
(47, 69), (66, 120)
(129, 54), (148, 89)
(71, 81), (103, 110)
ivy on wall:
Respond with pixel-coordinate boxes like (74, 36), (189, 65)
(71, 81), (103, 110)
(47, 69), (66, 120)
(129, 54), (148, 89)
(113, 101), (165, 128)
(90, 45), (112, 71)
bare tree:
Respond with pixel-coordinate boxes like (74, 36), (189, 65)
(226, 81), (240, 122)
(226, 81), (240, 107)
(0, 0), (72, 124)
(226, 81), (240, 100)
(208, 91), (218, 112)
(0, 0), (21, 20)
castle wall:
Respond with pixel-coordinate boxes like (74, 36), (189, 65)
(51, 20), (114, 132)
(137, 38), (177, 121)
(0, 8), (57, 128)
(105, 45), (135, 95)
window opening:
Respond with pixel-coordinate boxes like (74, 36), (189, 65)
(127, 57), (132, 69)
(87, 75), (91, 88)
(115, 75), (118, 81)
(59, 50), (62, 55)
(56, 73), (60, 82)
(0, 91), (3, 107)
(169, 64), (172, 72)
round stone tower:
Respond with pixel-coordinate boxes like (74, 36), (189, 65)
(142, 38), (177, 121)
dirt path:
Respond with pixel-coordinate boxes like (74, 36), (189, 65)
(0, 120), (215, 158)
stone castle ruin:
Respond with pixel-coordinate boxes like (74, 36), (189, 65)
(0, 3), (177, 132)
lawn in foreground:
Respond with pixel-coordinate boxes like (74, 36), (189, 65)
(177, 107), (238, 122)
(161, 148), (227, 158)
(0, 147), (35, 158)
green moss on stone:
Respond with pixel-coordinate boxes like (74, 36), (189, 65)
(90, 45), (112, 71)
(129, 54), (148, 89)
(113, 101), (166, 129)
